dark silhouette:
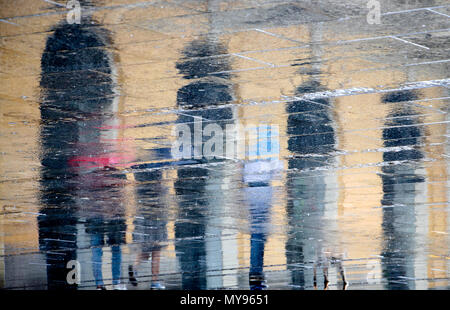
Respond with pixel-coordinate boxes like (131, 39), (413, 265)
(174, 37), (235, 289)
(380, 90), (424, 290)
(128, 170), (168, 290)
(39, 18), (127, 290)
(285, 79), (346, 289)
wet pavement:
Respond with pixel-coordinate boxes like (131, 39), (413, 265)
(0, 0), (450, 290)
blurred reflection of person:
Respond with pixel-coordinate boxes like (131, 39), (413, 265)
(285, 81), (333, 290)
(313, 254), (347, 290)
(40, 13), (132, 289)
(285, 79), (347, 290)
(284, 22), (344, 290)
(128, 170), (168, 290)
(243, 126), (282, 290)
(174, 36), (235, 289)
(244, 163), (271, 290)
(78, 169), (127, 290)
(380, 90), (424, 290)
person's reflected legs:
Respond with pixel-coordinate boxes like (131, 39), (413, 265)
(335, 260), (348, 290)
(90, 230), (106, 290)
(129, 248), (165, 290)
(150, 249), (164, 290)
(313, 255), (348, 290)
(87, 216), (126, 290)
(313, 258), (329, 290)
(111, 246), (122, 287)
(249, 233), (267, 290)
(245, 182), (273, 290)
(108, 219), (126, 290)
(128, 171), (167, 289)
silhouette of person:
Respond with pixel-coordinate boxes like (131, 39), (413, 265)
(244, 160), (278, 290)
(242, 123), (282, 290)
(380, 90), (424, 290)
(39, 14), (129, 290)
(285, 78), (346, 289)
(285, 80), (337, 290)
(81, 170), (127, 290)
(174, 37), (235, 289)
(128, 170), (168, 290)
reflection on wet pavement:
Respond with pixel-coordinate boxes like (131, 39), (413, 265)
(0, 0), (449, 290)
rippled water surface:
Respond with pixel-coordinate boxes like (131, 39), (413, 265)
(1, 0), (450, 290)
